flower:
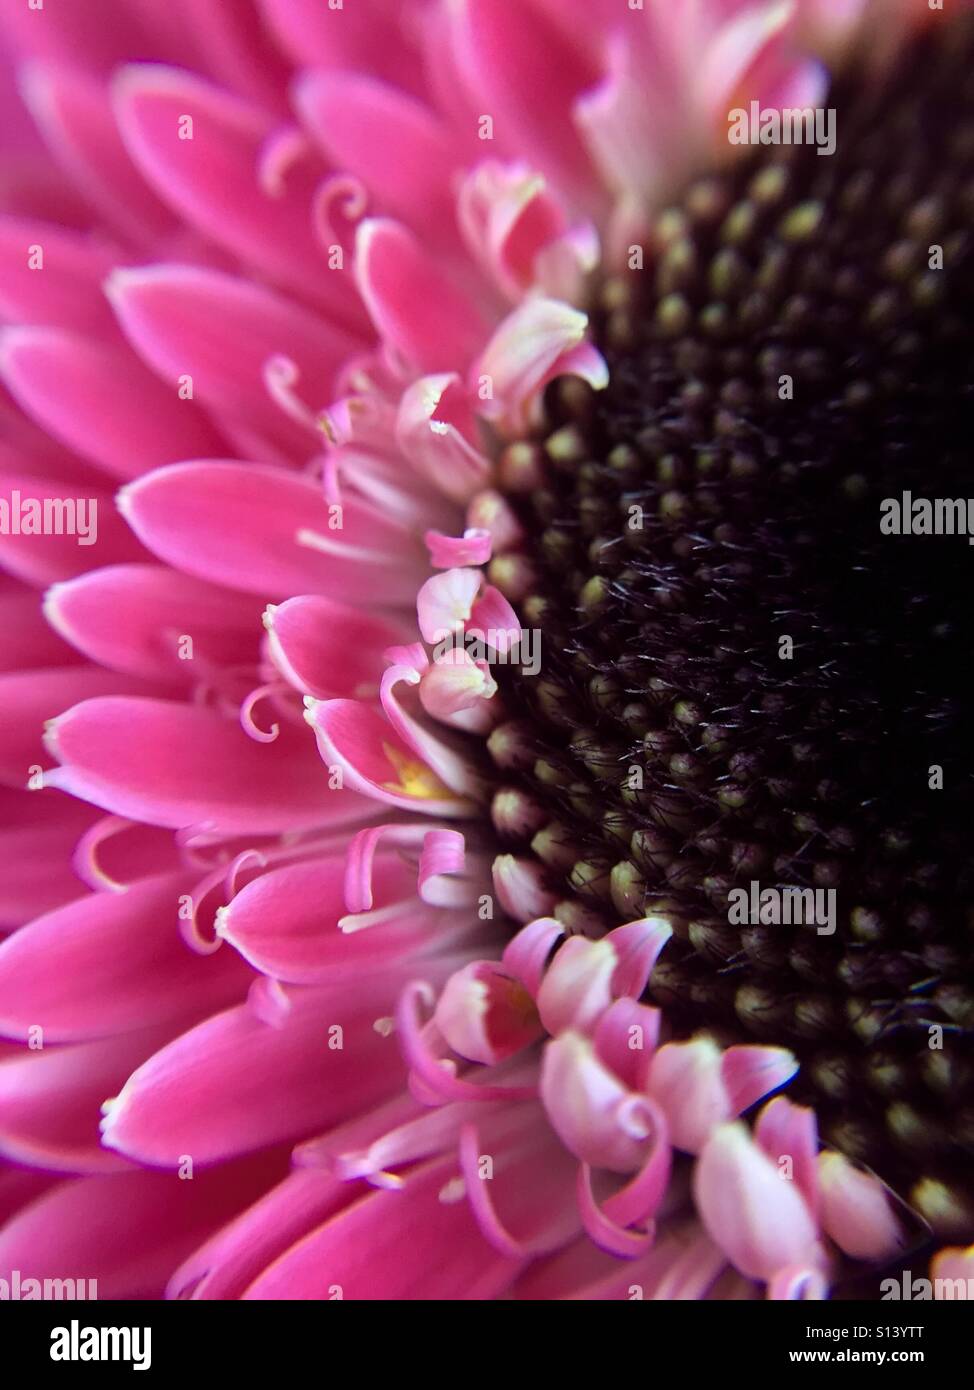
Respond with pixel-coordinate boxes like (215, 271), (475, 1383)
(0, 0), (972, 1302)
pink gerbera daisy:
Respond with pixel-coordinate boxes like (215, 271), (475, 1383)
(1, 0), (973, 1306)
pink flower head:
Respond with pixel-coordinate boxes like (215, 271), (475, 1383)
(0, 0), (971, 1310)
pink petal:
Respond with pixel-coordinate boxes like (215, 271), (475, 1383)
(0, 466), (149, 585)
(0, 871), (252, 1041)
(114, 65), (358, 320)
(592, 998), (660, 1092)
(295, 72), (461, 233)
(0, 664), (163, 790)
(540, 1031), (660, 1175)
(168, 1168), (356, 1300)
(45, 695), (371, 833)
(0, 215), (117, 334)
(433, 961), (542, 1065)
(241, 1156), (522, 1299)
(754, 1095), (821, 1219)
(0, 1024), (177, 1173)
(100, 966), (445, 1165)
(307, 698), (476, 818)
(1, 326), (225, 479)
(106, 264), (365, 459)
(264, 592), (406, 700)
(419, 648), (498, 730)
(355, 218), (487, 373)
(0, 788), (95, 928)
(257, 0), (414, 87)
(119, 460), (425, 605)
(648, 1037), (732, 1155)
(45, 563), (261, 681)
(417, 567), (482, 644)
(475, 297), (608, 433)
(0, 1156), (287, 1299)
(694, 1122), (821, 1282)
(449, 0), (601, 203)
(19, 61), (176, 245)
(396, 373), (492, 503)
(817, 1151), (906, 1263)
(0, 587), (79, 671)
(217, 854), (473, 984)
(722, 1044), (799, 1116)
(425, 528), (493, 569)
(536, 935), (617, 1037)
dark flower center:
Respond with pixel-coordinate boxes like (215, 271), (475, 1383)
(491, 17), (974, 1243)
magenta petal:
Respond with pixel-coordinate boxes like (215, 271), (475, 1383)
(0, 788), (96, 929)
(46, 564), (261, 681)
(257, 0), (412, 87)
(450, 0), (601, 202)
(168, 1169), (356, 1300)
(20, 61), (176, 245)
(1, 327), (225, 479)
(754, 1095), (821, 1219)
(0, 587), (79, 672)
(241, 1157), (522, 1299)
(721, 1045), (799, 1117)
(217, 854), (470, 984)
(295, 72), (461, 232)
(0, 1023), (177, 1173)
(45, 695), (370, 833)
(0, 1155), (287, 1300)
(355, 218), (487, 372)
(99, 965), (446, 1165)
(307, 698), (477, 818)
(0, 215), (117, 334)
(0, 871), (253, 1042)
(114, 65), (353, 316)
(106, 264), (364, 458)
(119, 460), (425, 604)
(265, 593), (406, 700)
(0, 664), (165, 790)
(0, 467), (149, 586)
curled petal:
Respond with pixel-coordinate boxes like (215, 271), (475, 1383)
(417, 568), (482, 644)
(755, 1095), (821, 1219)
(396, 374), (491, 504)
(474, 297), (608, 434)
(648, 1037), (731, 1156)
(434, 961), (542, 1065)
(500, 917), (565, 999)
(541, 1032), (661, 1176)
(425, 528), (492, 570)
(419, 648), (498, 731)
(817, 1151), (906, 1263)
(694, 1123), (821, 1283)
(536, 936), (616, 1037)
